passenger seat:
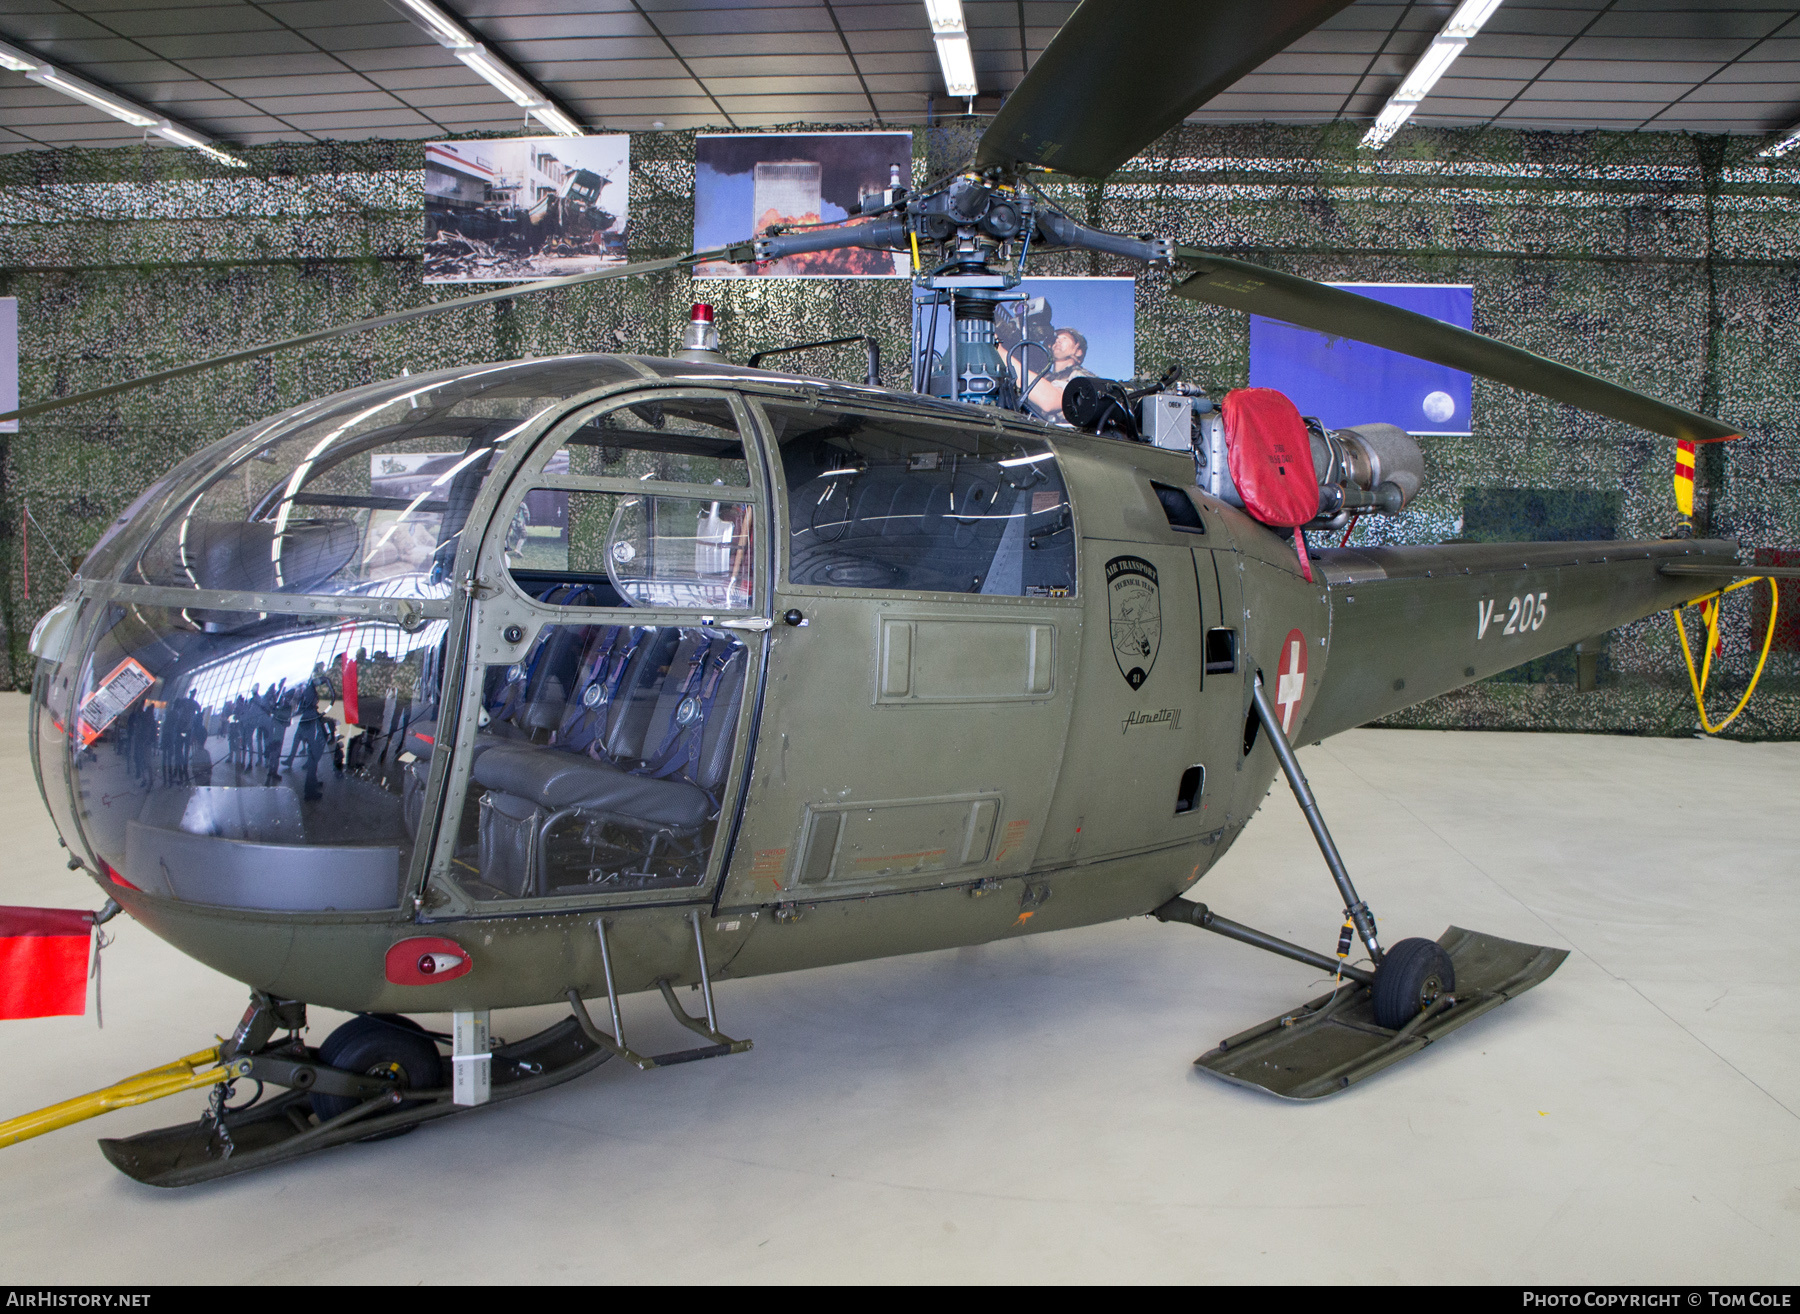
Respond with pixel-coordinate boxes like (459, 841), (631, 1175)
(472, 629), (747, 896)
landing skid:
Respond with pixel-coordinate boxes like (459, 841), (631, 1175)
(98, 1015), (610, 1188)
(1193, 926), (1567, 1099)
(34, 910), (752, 1187)
(1156, 676), (1568, 1099)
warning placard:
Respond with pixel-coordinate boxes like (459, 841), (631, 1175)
(75, 656), (153, 746)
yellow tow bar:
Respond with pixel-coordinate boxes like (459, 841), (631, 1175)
(0, 1046), (248, 1149)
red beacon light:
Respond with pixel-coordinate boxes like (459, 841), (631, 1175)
(676, 302), (725, 364)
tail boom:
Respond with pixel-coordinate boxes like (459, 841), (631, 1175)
(1301, 538), (1740, 742)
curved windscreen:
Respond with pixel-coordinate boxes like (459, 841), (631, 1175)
(120, 356), (640, 599)
(56, 598), (449, 912)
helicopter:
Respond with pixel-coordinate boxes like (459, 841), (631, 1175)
(2, 0), (1793, 1187)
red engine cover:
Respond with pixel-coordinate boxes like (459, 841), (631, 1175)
(1222, 388), (1319, 528)
(384, 936), (472, 986)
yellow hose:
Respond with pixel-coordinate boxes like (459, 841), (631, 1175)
(1673, 576), (1780, 735)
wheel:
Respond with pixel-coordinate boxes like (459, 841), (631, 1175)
(311, 1014), (443, 1135)
(1370, 937), (1456, 1029)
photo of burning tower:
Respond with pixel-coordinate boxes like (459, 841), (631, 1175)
(693, 132), (911, 278)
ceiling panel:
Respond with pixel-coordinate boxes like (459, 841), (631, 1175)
(0, 0), (1794, 154)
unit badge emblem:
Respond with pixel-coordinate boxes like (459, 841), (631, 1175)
(1106, 554), (1161, 689)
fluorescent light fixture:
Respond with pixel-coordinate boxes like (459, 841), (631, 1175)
(1360, 100), (1418, 150)
(924, 0), (977, 96)
(1759, 125), (1800, 159)
(1444, 0), (1507, 38)
(998, 451), (1054, 468)
(390, 0), (586, 134)
(29, 68), (158, 127)
(924, 0), (967, 34)
(153, 122), (249, 168)
(8, 56), (249, 165)
(456, 46), (538, 108)
(935, 32), (978, 97)
(528, 102), (583, 138)
(0, 40), (38, 73)
(396, 0), (475, 49)
(1360, 0), (1504, 149)
(1394, 37), (1467, 103)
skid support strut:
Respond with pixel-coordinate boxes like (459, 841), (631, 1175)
(1250, 675), (1382, 965)
(1154, 900), (1374, 986)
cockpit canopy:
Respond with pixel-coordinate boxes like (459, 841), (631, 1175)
(83, 355), (653, 598)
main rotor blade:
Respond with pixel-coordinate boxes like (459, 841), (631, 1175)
(1172, 250), (1741, 445)
(0, 247), (742, 425)
(976, 0), (1356, 179)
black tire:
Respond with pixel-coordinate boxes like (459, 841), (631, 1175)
(1370, 937), (1456, 1029)
(311, 1014), (443, 1135)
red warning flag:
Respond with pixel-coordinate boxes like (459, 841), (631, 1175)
(0, 906), (92, 1019)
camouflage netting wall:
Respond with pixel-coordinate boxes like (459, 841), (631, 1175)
(2, 122), (1797, 737)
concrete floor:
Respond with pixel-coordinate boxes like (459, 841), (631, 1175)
(1, 689), (1796, 1284)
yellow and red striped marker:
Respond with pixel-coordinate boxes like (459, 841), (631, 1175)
(1673, 438), (1721, 652)
(1673, 439), (1697, 520)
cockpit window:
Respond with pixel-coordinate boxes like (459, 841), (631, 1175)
(759, 403), (1076, 597)
(126, 356), (638, 598)
(502, 393), (758, 607)
(562, 396), (748, 486)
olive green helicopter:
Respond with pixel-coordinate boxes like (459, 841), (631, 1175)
(3, 0), (1791, 1187)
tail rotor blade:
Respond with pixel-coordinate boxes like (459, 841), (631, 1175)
(1172, 250), (1740, 446)
(0, 246), (744, 426)
(976, 0), (1356, 179)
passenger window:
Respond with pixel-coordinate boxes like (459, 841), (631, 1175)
(759, 403), (1076, 597)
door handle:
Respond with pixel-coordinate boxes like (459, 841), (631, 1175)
(715, 616), (772, 633)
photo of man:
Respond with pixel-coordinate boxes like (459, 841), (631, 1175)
(917, 277), (1135, 424)
(1015, 325), (1096, 423)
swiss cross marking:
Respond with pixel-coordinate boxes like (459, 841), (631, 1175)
(1275, 627), (1308, 733)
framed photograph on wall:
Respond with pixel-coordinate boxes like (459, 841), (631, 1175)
(913, 276), (1137, 424)
(424, 136), (630, 283)
(0, 298), (16, 434)
(693, 132), (912, 278)
(1250, 283), (1474, 435)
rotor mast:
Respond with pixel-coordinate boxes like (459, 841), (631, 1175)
(753, 168), (1169, 409)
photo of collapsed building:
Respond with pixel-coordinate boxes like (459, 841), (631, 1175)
(424, 137), (630, 283)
